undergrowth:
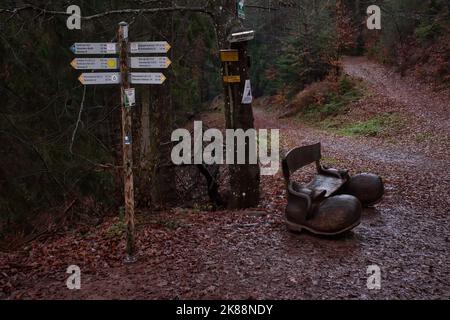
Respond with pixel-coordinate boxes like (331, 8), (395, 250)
(298, 75), (363, 123)
(339, 113), (404, 137)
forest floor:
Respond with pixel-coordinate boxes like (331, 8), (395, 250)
(1, 57), (449, 300)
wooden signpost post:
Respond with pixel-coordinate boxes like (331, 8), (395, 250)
(70, 22), (171, 263)
(118, 22), (136, 264)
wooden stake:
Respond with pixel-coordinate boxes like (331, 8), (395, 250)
(119, 22), (137, 263)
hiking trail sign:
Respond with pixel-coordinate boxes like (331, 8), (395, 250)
(71, 58), (118, 70)
(77, 72), (167, 85)
(130, 72), (167, 84)
(70, 43), (118, 55)
(124, 88), (136, 108)
(130, 57), (172, 69)
(130, 41), (171, 54)
(71, 42), (171, 86)
(242, 79), (253, 104)
(70, 23), (172, 264)
(237, 0), (245, 19)
(78, 72), (120, 85)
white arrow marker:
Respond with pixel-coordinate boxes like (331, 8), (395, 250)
(131, 73), (166, 84)
(71, 43), (118, 55)
(130, 57), (172, 69)
(78, 73), (120, 85)
(71, 58), (119, 70)
(130, 42), (171, 54)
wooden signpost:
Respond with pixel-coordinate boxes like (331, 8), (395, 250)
(70, 22), (171, 263)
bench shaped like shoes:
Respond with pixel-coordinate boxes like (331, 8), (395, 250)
(282, 143), (384, 236)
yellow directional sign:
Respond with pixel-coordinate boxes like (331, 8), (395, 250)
(223, 75), (241, 83)
(220, 50), (239, 62)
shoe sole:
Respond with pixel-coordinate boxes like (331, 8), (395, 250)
(286, 219), (361, 236)
(364, 194), (385, 208)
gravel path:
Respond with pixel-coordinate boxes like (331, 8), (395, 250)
(2, 57), (449, 300)
(342, 56), (450, 132)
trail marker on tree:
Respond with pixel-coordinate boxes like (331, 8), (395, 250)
(124, 88), (136, 108)
(242, 80), (253, 104)
(237, 0), (245, 19)
(220, 49), (239, 62)
(223, 75), (241, 83)
(70, 22), (171, 263)
(228, 30), (255, 43)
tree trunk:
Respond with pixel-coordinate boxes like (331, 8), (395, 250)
(137, 88), (152, 208)
(214, 0), (261, 209)
(149, 71), (177, 209)
(227, 40), (261, 209)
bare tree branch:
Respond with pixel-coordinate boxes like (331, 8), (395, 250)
(0, 4), (214, 20)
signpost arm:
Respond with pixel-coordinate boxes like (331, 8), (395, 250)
(119, 21), (136, 263)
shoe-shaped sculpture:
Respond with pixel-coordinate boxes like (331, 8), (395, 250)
(342, 173), (384, 207)
(282, 143), (363, 236)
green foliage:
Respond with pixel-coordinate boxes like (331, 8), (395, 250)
(171, 13), (221, 124)
(369, 0), (449, 61)
(106, 217), (126, 238)
(299, 76), (363, 123)
(249, 0), (337, 97)
(339, 113), (404, 137)
(274, 33), (334, 96)
(415, 20), (442, 44)
(249, 40), (277, 97)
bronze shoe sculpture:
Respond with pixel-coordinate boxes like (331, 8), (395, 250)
(342, 173), (384, 207)
(282, 143), (383, 236)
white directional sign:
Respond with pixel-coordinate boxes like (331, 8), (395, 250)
(78, 72), (120, 85)
(71, 43), (118, 55)
(78, 73), (167, 85)
(130, 42), (171, 54)
(131, 73), (166, 84)
(130, 57), (172, 69)
(228, 30), (255, 43)
(71, 58), (119, 70)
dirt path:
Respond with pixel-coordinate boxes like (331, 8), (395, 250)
(2, 57), (449, 300)
(342, 56), (450, 132)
